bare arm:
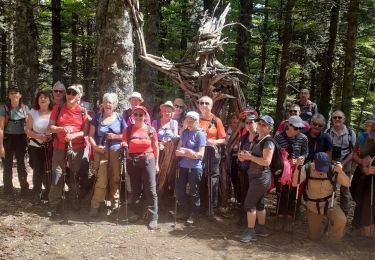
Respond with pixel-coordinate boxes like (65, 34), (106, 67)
(292, 166), (306, 187)
(242, 147), (274, 167)
(334, 163), (351, 187)
(0, 116), (5, 158)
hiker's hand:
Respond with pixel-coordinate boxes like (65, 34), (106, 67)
(156, 164), (159, 173)
(63, 126), (74, 133)
(369, 166), (375, 175)
(206, 138), (216, 146)
(176, 149), (185, 157)
(296, 156), (304, 166)
(362, 156), (372, 167)
(40, 134), (50, 143)
(0, 145), (5, 158)
(65, 133), (76, 142)
(121, 142), (128, 148)
(106, 133), (116, 140)
(333, 162), (343, 173)
(95, 145), (105, 154)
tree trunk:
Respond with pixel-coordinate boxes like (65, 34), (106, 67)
(275, 0), (295, 126)
(137, 0), (159, 109)
(318, 0), (340, 120)
(180, 0), (188, 51)
(96, 0), (134, 111)
(71, 13), (78, 84)
(83, 18), (95, 102)
(271, 0), (284, 89)
(256, 0), (269, 110)
(51, 0), (61, 83)
(14, 0), (39, 104)
(1, 29), (7, 101)
(341, 0), (360, 125)
(234, 0), (253, 84)
(204, 0), (215, 12)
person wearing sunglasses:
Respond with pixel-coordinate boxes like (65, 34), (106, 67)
(277, 104), (310, 134)
(325, 110), (356, 215)
(122, 92), (151, 126)
(172, 98), (186, 133)
(238, 115), (275, 242)
(306, 114), (332, 163)
(274, 115), (309, 231)
(47, 84), (89, 216)
(121, 106), (159, 230)
(52, 81), (66, 106)
(351, 114), (375, 237)
(198, 96), (226, 216)
(295, 88), (318, 122)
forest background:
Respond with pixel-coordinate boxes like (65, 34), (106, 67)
(0, 0), (374, 132)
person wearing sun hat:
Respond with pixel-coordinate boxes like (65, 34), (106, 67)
(292, 152), (350, 241)
(122, 91), (151, 125)
(152, 100), (179, 143)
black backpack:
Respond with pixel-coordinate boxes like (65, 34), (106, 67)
(259, 136), (284, 177)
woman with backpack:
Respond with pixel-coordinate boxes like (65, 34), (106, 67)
(175, 111), (206, 224)
(25, 89), (54, 203)
(88, 93), (127, 217)
(121, 106), (159, 230)
(0, 86), (30, 195)
(238, 115), (275, 243)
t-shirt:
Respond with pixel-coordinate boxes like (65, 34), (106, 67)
(91, 112), (127, 151)
(355, 132), (375, 159)
(199, 113), (226, 140)
(295, 100), (318, 122)
(28, 109), (51, 147)
(179, 129), (206, 169)
(275, 132), (309, 159)
(0, 104), (29, 134)
(122, 125), (158, 158)
(306, 131), (333, 162)
(152, 119), (178, 142)
(50, 104), (88, 150)
(248, 135), (275, 179)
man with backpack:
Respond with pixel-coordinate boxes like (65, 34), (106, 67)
(325, 110), (356, 215)
(47, 84), (89, 216)
(292, 152), (351, 241)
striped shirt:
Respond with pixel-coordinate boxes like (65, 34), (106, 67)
(274, 132), (309, 159)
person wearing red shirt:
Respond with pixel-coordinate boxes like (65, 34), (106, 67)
(122, 106), (159, 230)
(198, 96), (226, 215)
(47, 84), (89, 217)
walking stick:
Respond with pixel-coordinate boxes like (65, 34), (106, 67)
(42, 140), (52, 202)
(273, 182), (283, 230)
(206, 146), (213, 217)
(117, 146), (128, 224)
(67, 141), (80, 207)
(291, 165), (302, 240)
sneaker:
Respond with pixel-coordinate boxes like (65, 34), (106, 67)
(255, 224), (269, 237)
(89, 207), (99, 218)
(240, 228), (257, 243)
(148, 220), (158, 230)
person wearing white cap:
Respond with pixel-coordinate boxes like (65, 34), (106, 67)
(152, 100), (178, 143)
(175, 111), (206, 224)
(122, 91), (151, 125)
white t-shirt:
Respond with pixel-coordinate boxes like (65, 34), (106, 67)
(28, 109), (51, 147)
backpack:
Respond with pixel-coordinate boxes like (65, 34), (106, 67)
(259, 136), (284, 177)
(3, 103), (28, 129)
(327, 126), (354, 153)
(303, 162), (338, 215)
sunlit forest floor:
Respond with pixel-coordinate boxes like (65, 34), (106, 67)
(1, 164), (374, 259)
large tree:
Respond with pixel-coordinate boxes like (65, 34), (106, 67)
(51, 0), (61, 83)
(14, 0), (38, 103)
(96, 0), (134, 111)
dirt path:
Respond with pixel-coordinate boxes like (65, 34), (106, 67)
(1, 166), (375, 259)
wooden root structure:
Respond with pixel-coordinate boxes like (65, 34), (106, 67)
(126, 0), (247, 201)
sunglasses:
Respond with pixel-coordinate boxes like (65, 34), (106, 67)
(53, 89), (64, 94)
(245, 120), (254, 125)
(312, 122), (324, 128)
(133, 113), (144, 117)
(289, 110), (299, 114)
(174, 104), (184, 109)
(332, 116), (343, 120)
(199, 101), (210, 106)
(66, 89), (78, 96)
(287, 125), (300, 131)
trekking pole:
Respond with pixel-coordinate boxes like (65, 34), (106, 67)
(61, 142), (69, 224)
(273, 183), (283, 231)
(117, 146), (128, 225)
(292, 165), (302, 240)
(173, 166), (180, 228)
(67, 141), (80, 207)
(43, 141), (52, 202)
(207, 147), (213, 217)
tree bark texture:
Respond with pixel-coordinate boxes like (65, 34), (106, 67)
(51, 0), (61, 83)
(1, 29), (7, 101)
(318, 0), (340, 120)
(275, 0), (295, 126)
(341, 0), (360, 125)
(82, 18), (95, 102)
(137, 0), (159, 108)
(234, 0), (253, 83)
(14, 0), (39, 104)
(96, 0), (134, 111)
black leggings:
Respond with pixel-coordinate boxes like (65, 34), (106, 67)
(29, 145), (52, 196)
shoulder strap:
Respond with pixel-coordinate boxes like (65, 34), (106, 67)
(208, 115), (217, 129)
(347, 126), (353, 151)
(126, 124), (133, 143)
(55, 103), (64, 127)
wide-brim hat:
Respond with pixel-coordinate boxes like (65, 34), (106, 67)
(160, 100), (175, 111)
(128, 92), (144, 103)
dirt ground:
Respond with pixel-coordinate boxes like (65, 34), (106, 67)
(1, 164), (375, 260)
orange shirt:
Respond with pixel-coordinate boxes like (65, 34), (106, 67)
(122, 125), (158, 159)
(50, 104), (88, 150)
(199, 113), (226, 140)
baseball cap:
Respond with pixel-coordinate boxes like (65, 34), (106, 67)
(288, 116), (305, 128)
(67, 85), (82, 95)
(365, 114), (375, 124)
(246, 114), (257, 121)
(258, 115), (274, 126)
(185, 111), (199, 121)
(314, 152), (331, 172)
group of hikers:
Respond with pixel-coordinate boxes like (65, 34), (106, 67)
(0, 83), (374, 243)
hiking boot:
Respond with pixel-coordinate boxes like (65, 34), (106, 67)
(240, 228), (257, 243)
(89, 207), (99, 218)
(255, 224), (269, 237)
(148, 220), (158, 230)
